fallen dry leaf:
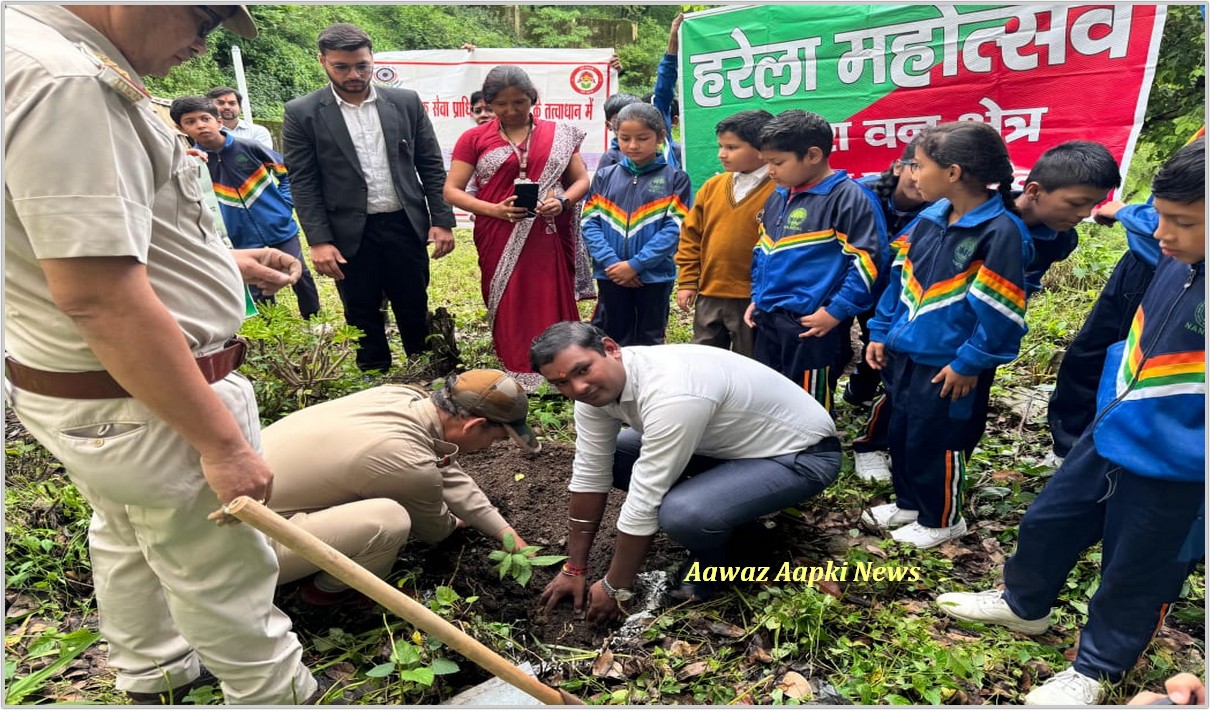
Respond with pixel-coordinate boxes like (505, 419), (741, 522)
(745, 635), (773, 664)
(590, 649), (626, 679)
(816, 579), (845, 601)
(678, 661), (709, 679)
(990, 470), (1024, 484)
(863, 544), (888, 559)
(662, 639), (700, 657)
(777, 671), (812, 700)
(707, 621), (745, 638)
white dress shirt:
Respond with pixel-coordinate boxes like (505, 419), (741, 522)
(732, 164), (769, 203)
(331, 85), (403, 214)
(227, 119), (275, 152)
(569, 344), (836, 536)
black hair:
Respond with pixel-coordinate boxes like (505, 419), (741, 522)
(1025, 141), (1121, 191)
(918, 122), (1019, 216)
(482, 65), (538, 105)
(170, 96), (219, 126)
(715, 109), (774, 148)
(529, 322), (608, 372)
(641, 91), (679, 120)
(1152, 137), (1205, 203)
(869, 137), (924, 203)
(206, 86), (242, 103)
(758, 109), (834, 159)
(317, 23), (372, 53)
(615, 103), (666, 138)
(470, 90), (484, 106)
(604, 93), (642, 122)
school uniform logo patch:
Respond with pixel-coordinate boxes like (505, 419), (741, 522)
(647, 177), (667, 195)
(1188, 301), (1205, 335)
(785, 207), (807, 232)
(952, 237), (979, 270)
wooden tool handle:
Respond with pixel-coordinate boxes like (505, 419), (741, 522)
(226, 496), (579, 705)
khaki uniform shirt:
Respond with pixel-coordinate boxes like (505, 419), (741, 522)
(263, 385), (509, 543)
(4, 5), (244, 372)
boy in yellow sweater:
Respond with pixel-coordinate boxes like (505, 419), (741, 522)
(675, 110), (775, 356)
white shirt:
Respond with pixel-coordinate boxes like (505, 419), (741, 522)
(227, 118), (274, 152)
(331, 85), (403, 214)
(570, 344), (836, 536)
(732, 165), (769, 203)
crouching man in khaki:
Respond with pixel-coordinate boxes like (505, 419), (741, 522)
(263, 370), (538, 605)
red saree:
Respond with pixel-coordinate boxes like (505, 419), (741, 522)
(452, 117), (585, 383)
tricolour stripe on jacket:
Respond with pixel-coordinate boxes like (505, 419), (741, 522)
(1116, 308), (1206, 401)
(213, 163), (276, 208)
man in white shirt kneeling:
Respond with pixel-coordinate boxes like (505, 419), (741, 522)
(533, 321), (840, 621)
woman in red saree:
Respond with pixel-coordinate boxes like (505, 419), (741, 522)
(445, 65), (590, 390)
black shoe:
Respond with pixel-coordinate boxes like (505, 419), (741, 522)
(127, 669), (217, 705)
(669, 558), (719, 602)
(842, 382), (875, 409)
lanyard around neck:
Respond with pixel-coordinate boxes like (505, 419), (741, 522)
(500, 118), (533, 173)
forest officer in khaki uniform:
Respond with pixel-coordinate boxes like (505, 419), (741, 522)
(263, 370), (538, 605)
(4, 5), (315, 704)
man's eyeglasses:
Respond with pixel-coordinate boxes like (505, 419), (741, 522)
(471, 107), (491, 115)
(902, 160), (921, 173)
(328, 62), (374, 75)
(196, 6), (224, 41)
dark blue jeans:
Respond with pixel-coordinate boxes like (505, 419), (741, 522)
(1001, 432), (1203, 681)
(610, 428), (840, 571)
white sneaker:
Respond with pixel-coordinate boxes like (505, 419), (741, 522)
(890, 519), (967, 549)
(860, 502), (918, 529)
(1024, 668), (1103, 705)
(853, 450), (892, 482)
(935, 589), (1051, 635)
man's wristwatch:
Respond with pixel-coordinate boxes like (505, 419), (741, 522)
(599, 576), (634, 603)
(556, 196), (570, 213)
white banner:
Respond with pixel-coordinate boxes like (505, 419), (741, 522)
(373, 48), (617, 170)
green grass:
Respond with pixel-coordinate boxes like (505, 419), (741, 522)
(4, 222), (1203, 704)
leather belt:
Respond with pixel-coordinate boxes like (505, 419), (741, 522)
(802, 436), (842, 455)
(5, 337), (247, 399)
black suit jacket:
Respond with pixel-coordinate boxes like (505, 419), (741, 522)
(282, 85), (455, 258)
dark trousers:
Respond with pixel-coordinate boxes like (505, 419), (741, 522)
(248, 234), (321, 319)
(1048, 250), (1155, 457)
(752, 308), (842, 411)
(1001, 432), (1203, 681)
(833, 307), (883, 403)
(592, 280), (674, 346)
(881, 352), (995, 527)
(610, 428), (840, 570)
(334, 211), (430, 371)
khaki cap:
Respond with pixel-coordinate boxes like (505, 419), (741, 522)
(221, 6), (258, 39)
(448, 370), (540, 453)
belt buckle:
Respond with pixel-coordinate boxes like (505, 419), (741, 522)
(226, 336), (248, 370)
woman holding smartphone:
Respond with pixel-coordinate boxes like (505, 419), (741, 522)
(445, 65), (591, 389)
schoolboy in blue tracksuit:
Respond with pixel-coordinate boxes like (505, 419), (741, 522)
(170, 96), (320, 319)
(1014, 141), (1122, 297)
(937, 138), (1206, 706)
(582, 103), (691, 346)
(747, 110), (886, 410)
(1047, 203), (1161, 457)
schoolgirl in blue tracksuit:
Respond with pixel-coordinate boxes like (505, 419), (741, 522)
(862, 121), (1030, 549)
(581, 103), (691, 346)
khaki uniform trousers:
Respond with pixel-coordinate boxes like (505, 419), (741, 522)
(692, 295), (754, 357)
(274, 498), (411, 591)
(11, 373), (316, 704)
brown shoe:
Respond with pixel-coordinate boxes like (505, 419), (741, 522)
(126, 669), (217, 705)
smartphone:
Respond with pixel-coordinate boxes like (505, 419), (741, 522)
(513, 179), (539, 216)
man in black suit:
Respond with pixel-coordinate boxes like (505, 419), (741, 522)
(283, 22), (455, 372)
